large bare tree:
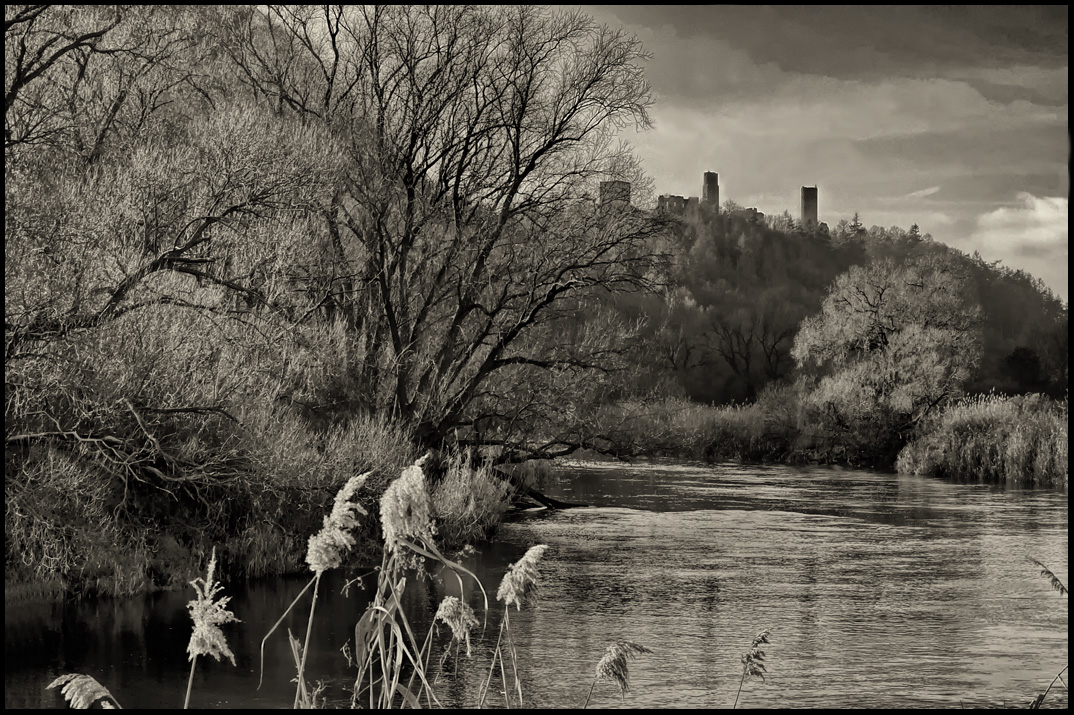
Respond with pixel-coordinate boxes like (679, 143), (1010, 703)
(221, 5), (667, 459)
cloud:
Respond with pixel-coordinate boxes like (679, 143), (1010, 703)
(971, 192), (1068, 258)
(591, 6), (1068, 83)
(905, 186), (941, 199)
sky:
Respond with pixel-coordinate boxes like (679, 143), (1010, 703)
(583, 5), (1069, 300)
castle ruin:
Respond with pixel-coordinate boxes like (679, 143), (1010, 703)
(606, 172), (821, 230)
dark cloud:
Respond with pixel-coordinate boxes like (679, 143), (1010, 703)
(579, 4), (1069, 297)
(593, 5), (1068, 81)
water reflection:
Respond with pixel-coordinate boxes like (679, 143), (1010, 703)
(6, 461), (1068, 709)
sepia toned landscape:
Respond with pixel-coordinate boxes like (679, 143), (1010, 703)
(5, 5), (1067, 709)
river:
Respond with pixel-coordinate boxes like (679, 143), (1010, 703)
(6, 460), (1069, 708)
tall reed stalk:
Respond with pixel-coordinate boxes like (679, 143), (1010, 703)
(350, 457), (488, 708)
(479, 544), (549, 707)
(734, 630), (771, 709)
(259, 472), (370, 707)
(1028, 558), (1068, 709)
(184, 547), (239, 709)
(583, 639), (652, 708)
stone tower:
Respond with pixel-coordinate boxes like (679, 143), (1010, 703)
(801, 186), (818, 228)
(703, 172), (719, 210)
(599, 180), (631, 207)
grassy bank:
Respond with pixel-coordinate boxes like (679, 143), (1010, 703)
(5, 409), (518, 601)
(596, 384), (836, 465)
(594, 389), (795, 462)
(600, 388), (1068, 484)
(896, 393), (1068, 488)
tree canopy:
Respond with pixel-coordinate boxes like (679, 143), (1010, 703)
(791, 253), (982, 460)
(5, 5), (668, 467)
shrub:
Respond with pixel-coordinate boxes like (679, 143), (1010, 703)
(431, 452), (513, 550)
(593, 389), (804, 464)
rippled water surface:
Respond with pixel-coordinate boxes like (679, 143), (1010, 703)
(6, 461), (1068, 708)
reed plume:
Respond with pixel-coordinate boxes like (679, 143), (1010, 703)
(734, 629), (771, 709)
(351, 457), (454, 709)
(584, 640), (653, 707)
(480, 544), (551, 708)
(496, 544), (549, 610)
(1028, 557), (1068, 597)
(435, 595), (480, 658)
(289, 472), (370, 706)
(380, 461), (437, 568)
(185, 547), (239, 708)
(47, 674), (122, 709)
(306, 472), (370, 574)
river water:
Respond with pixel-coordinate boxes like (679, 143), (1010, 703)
(6, 460), (1068, 709)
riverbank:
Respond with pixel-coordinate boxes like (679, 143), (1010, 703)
(599, 389), (1069, 487)
(7, 389), (1064, 603)
(5, 416), (530, 602)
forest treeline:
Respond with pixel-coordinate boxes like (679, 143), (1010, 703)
(619, 207), (1067, 406)
(4, 5), (1067, 599)
(595, 208), (1067, 477)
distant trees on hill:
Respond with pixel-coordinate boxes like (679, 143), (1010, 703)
(612, 208), (1067, 407)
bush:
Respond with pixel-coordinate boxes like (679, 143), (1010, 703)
(896, 393), (1068, 487)
(430, 452), (513, 550)
(594, 389), (801, 464)
(6, 396), (420, 598)
(5, 443), (151, 598)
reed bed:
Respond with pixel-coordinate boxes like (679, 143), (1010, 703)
(599, 396), (789, 461)
(897, 393), (1068, 487)
(430, 451), (512, 550)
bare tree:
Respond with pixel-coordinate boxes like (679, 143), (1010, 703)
(4, 6), (221, 159)
(223, 5), (667, 460)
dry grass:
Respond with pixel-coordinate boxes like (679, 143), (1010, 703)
(897, 393), (1068, 487)
(594, 385), (806, 463)
(499, 458), (556, 492)
(430, 452), (512, 550)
